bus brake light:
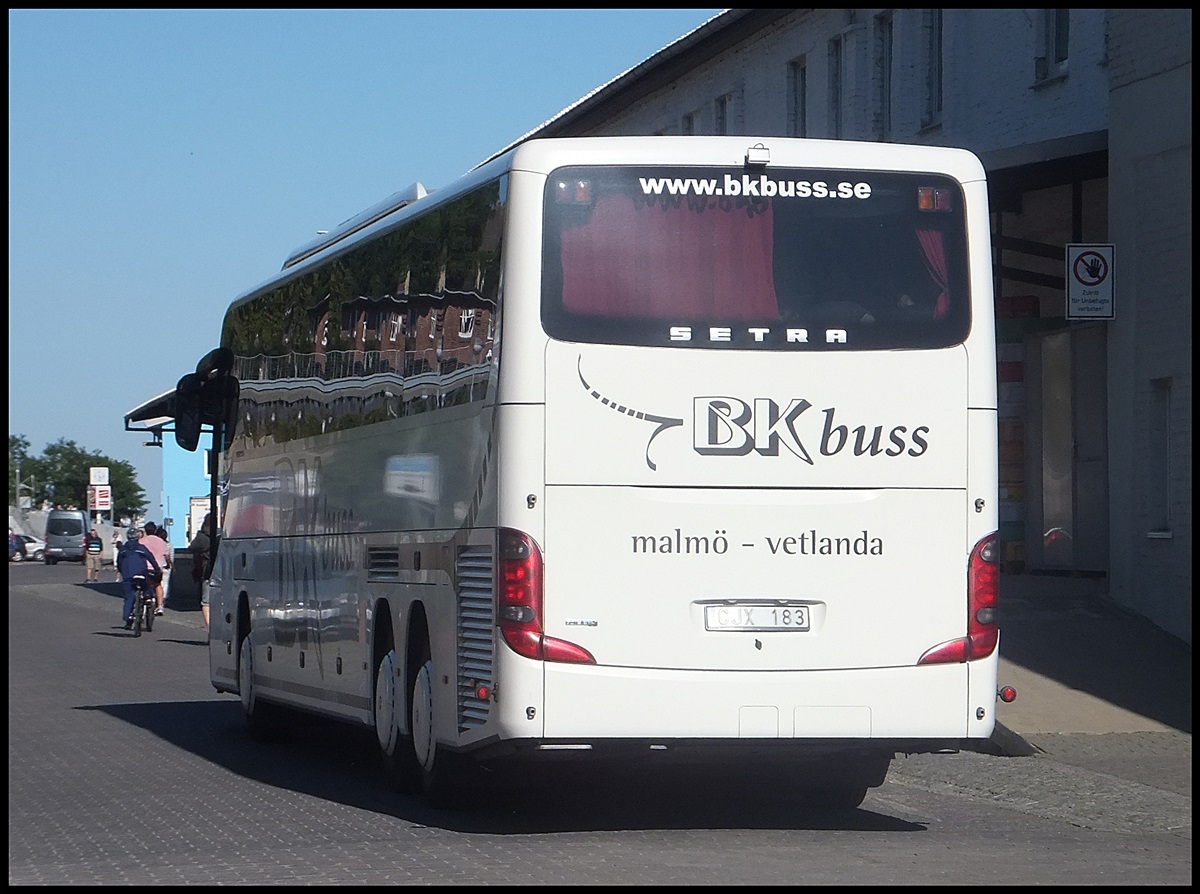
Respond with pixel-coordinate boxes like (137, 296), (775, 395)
(497, 528), (595, 665)
(917, 532), (1000, 665)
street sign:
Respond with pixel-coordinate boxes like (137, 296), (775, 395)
(87, 485), (112, 512)
(1066, 244), (1115, 320)
(89, 466), (110, 486)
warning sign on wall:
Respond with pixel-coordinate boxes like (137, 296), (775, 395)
(1066, 244), (1115, 320)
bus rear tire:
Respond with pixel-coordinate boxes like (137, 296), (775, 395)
(376, 647), (420, 793)
(797, 753), (889, 810)
(800, 783), (869, 810)
(410, 656), (469, 809)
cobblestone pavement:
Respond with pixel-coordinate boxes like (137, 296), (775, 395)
(887, 732), (1191, 836)
(8, 565), (1192, 885)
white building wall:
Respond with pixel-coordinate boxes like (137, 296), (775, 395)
(945, 9), (1108, 150)
(590, 9), (1108, 155)
(1106, 9), (1192, 642)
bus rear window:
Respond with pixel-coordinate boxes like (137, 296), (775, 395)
(541, 166), (972, 350)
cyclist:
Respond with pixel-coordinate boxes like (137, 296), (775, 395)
(117, 527), (161, 631)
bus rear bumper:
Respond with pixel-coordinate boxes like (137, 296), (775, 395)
(532, 659), (997, 741)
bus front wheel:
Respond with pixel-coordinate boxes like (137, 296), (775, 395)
(239, 634), (281, 742)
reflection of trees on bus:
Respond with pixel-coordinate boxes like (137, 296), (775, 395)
(222, 181), (503, 448)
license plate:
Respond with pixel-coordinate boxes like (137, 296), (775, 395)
(704, 604), (810, 632)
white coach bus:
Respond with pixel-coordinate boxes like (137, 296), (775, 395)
(197, 136), (1003, 809)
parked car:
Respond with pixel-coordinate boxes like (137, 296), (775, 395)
(12, 534), (46, 562)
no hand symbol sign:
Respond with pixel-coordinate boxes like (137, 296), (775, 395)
(1066, 244), (1115, 320)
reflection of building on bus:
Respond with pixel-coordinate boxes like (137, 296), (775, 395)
(229, 282), (496, 448)
(196, 136), (1001, 812)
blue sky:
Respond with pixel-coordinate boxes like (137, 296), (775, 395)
(8, 8), (723, 505)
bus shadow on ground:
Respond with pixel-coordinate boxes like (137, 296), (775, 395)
(998, 574), (1192, 734)
(82, 700), (922, 834)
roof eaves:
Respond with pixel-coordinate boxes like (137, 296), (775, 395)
(124, 389), (176, 431)
(471, 8), (751, 170)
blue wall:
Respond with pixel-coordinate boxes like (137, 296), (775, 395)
(156, 440), (211, 550)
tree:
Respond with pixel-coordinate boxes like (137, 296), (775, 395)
(7, 435), (146, 519)
(9, 434), (32, 505)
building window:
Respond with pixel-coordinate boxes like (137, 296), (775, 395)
(1147, 377), (1172, 533)
(828, 36), (843, 138)
(1036, 9), (1070, 81)
(458, 309), (475, 339)
(876, 12), (894, 140)
(923, 8), (943, 127)
(787, 57), (807, 137)
(681, 111), (697, 135)
(389, 314), (402, 342)
(714, 93), (731, 135)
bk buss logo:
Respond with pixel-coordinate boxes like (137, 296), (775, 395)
(576, 358), (930, 471)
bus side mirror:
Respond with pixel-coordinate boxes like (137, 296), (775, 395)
(176, 348), (238, 453)
(175, 373), (203, 452)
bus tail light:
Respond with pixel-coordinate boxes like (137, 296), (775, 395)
(497, 528), (595, 665)
(917, 532), (1000, 665)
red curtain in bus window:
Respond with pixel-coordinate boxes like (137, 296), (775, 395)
(560, 195), (779, 320)
(915, 227), (950, 319)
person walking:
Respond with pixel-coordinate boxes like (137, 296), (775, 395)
(112, 531), (123, 581)
(139, 521), (172, 615)
(155, 525), (173, 608)
(84, 527), (104, 582)
(10, 527), (28, 561)
(189, 513), (214, 626)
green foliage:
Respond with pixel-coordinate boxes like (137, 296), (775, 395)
(7, 435), (146, 519)
(9, 434), (32, 505)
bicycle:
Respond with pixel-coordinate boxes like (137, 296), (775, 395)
(129, 574), (156, 637)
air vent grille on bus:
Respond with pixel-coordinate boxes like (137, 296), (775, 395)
(456, 544), (495, 732)
(366, 547), (400, 580)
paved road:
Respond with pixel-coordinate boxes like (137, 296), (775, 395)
(8, 562), (1192, 885)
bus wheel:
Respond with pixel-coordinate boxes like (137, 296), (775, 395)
(239, 634), (280, 742)
(801, 783), (869, 810)
(376, 647), (419, 792)
(409, 656), (467, 808)
(797, 753), (888, 810)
